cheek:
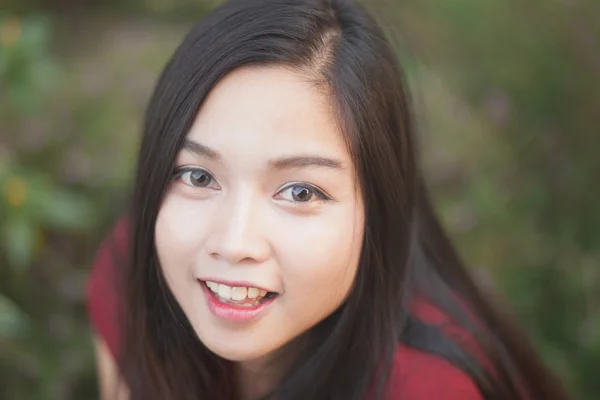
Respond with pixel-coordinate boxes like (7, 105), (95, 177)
(275, 204), (364, 309)
(155, 195), (208, 288)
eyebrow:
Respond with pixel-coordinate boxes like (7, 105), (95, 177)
(182, 139), (343, 170)
(269, 155), (343, 170)
(182, 139), (221, 162)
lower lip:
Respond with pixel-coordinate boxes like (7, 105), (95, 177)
(199, 281), (276, 323)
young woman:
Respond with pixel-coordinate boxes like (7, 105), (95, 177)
(87, 0), (571, 399)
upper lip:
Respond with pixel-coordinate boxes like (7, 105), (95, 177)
(198, 278), (279, 294)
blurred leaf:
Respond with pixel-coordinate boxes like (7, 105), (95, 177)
(1, 169), (95, 232)
(2, 217), (35, 270)
(31, 186), (95, 230)
(0, 48), (7, 76)
(18, 15), (50, 51)
(0, 292), (28, 338)
(0, 14), (58, 115)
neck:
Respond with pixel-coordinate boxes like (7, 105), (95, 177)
(235, 357), (279, 400)
(234, 336), (307, 400)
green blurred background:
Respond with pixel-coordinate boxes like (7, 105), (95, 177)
(0, 0), (598, 399)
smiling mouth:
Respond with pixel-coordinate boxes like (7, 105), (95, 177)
(201, 280), (279, 308)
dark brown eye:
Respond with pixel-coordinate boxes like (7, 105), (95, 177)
(276, 183), (331, 203)
(174, 167), (219, 189)
(187, 170), (211, 187)
(291, 186), (312, 202)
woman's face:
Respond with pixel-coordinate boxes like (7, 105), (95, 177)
(155, 66), (364, 362)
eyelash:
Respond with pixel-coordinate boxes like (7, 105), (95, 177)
(171, 166), (333, 204)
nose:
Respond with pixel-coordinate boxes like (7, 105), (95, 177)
(204, 190), (271, 265)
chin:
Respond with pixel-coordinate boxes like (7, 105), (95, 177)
(187, 308), (289, 363)
(202, 338), (272, 362)
(193, 327), (272, 362)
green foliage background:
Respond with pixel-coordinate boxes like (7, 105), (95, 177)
(0, 1), (598, 399)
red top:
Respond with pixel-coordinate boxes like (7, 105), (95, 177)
(87, 220), (484, 399)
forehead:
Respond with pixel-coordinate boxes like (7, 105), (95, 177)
(186, 66), (349, 162)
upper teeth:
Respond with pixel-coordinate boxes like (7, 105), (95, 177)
(206, 281), (268, 301)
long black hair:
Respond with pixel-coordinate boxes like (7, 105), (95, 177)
(119, 0), (571, 399)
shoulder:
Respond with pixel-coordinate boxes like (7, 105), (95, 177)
(384, 299), (484, 400)
(87, 218), (129, 359)
(385, 343), (483, 399)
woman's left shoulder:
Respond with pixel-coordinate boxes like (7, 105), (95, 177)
(382, 297), (485, 399)
(384, 342), (483, 399)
